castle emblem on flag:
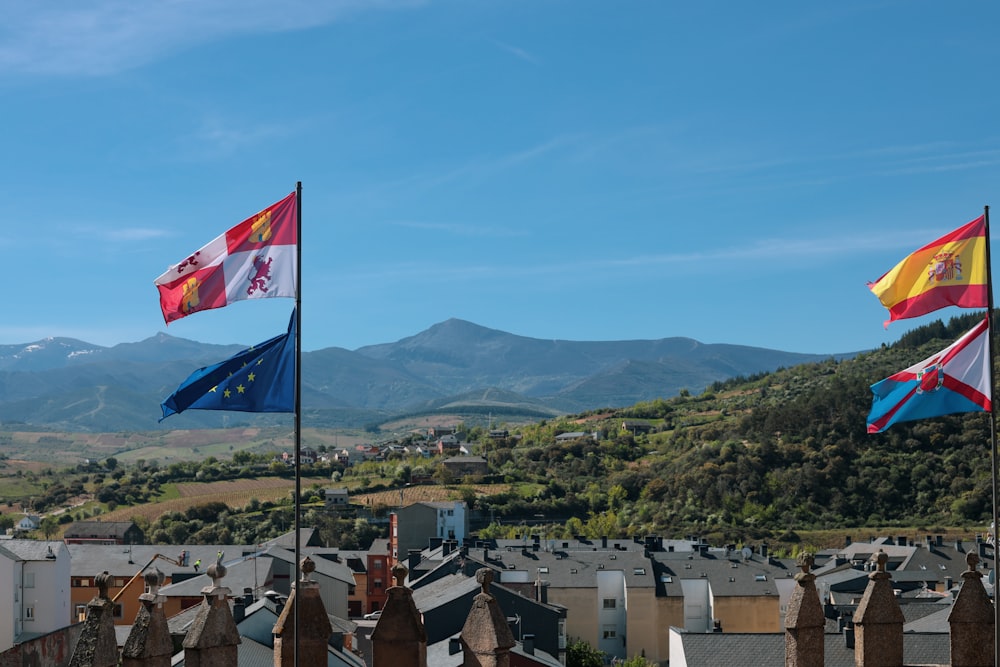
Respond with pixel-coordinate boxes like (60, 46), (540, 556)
(182, 277), (201, 313)
(251, 211), (273, 243)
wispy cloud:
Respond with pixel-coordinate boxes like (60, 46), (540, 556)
(491, 39), (538, 64)
(0, 0), (425, 77)
(351, 135), (579, 201)
(389, 220), (529, 238)
(176, 115), (298, 160)
(341, 229), (924, 285)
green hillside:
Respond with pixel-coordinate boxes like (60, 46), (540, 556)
(474, 311), (995, 540)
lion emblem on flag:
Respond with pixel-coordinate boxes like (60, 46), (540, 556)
(247, 255), (273, 296)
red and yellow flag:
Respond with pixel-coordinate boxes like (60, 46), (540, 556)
(868, 215), (987, 326)
(154, 192), (297, 324)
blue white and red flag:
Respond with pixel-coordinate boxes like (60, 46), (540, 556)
(867, 315), (992, 433)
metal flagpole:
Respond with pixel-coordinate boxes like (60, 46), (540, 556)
(983, 205), (998, 667)
(293, 181), (303, 667)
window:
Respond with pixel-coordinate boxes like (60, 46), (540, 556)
(447, 509), (454, 516)
(24, 606), (34, 621)
(75, 604), (87, 622)
(115, 578), (126, 587)
(538, 567), (549, 574)
(755, 574), (768, 582)
(114, 604), (123, 619)
(374, 579), (383, 590)
(633, 568), (646, 575)
(602, 625), (617, 639)
(603, 598), (616, 609)
(374, 560), (384, 569)
(24, 572), (35, 588)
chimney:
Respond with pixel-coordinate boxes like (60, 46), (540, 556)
(760, 542), (768, 559)
(936, 535), (944, 547)
(845, 536), (852, 547)
(956, 539), (964, 552)
(243, 587), (253, 607)
(483, 548), (490, 562)
(407, 549), (421, 572)
(233, 597), (246, 623)
(442, 540), (453, 557)
(898, 536), (907, 548)
(533, 535), (540, 546)
(429, 536), (443, 551)
(522, 634), (535, 655)
(532, 542), (539, 552)
(601, 536), (608, 549)
(844, 625), (855, 649)
(945, 576), (953, 590)
(449, 636), (461, 655)
(535, 579), (549, 604)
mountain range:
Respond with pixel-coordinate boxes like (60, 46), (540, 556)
(0, 319), (851, 432)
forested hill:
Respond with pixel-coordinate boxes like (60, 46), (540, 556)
(482, 311), (994, 540)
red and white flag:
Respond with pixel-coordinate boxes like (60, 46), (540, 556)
(155, 192), (297, 324)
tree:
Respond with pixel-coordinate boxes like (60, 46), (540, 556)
(566, 639), (604, 667)
(39, 516), (59, 539)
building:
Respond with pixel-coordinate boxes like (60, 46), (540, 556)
(0, 540), (71, 652)
(63, 520), (144, 545)
(441, 455), (488, 478)
(389, 501), (468, 561)
(16, 515), (41, 533)
(324, 487), (350, 510)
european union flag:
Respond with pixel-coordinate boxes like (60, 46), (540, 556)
(160, 310), (296, 420)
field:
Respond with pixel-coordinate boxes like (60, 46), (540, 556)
(100, 477), (297, 523)
(0, 427), (379, 465)
(352, 484), (510, 507)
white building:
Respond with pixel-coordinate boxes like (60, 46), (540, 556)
(0, 540), (71, 651)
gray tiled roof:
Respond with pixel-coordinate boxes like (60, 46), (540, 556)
(67, 543), (259, 576)
(469, 547), (655, 589)
(0, 539), (65, 561)
(158, 556), (273, 597)
(653, 551), (794, 597)
(64, 520), (136, 538)
(674, 630), (950, 667)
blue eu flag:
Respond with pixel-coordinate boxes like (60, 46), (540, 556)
(160, 310), (296, 420)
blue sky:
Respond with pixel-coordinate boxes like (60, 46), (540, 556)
(2, 0), (998, 355)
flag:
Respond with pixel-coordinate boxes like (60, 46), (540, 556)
(867, 215), (987, 326)
(867, 315), (991, 433)
(160, 310), (296, 420)
(155, 192), (297, 324)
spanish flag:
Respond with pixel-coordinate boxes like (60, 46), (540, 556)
(868, 215), (988, 326)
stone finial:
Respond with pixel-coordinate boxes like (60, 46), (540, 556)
(207, 560), (227, 589)
(796, 552), (814, 575)
(872, 549), (888, 573)
(477, 567), (494, 594)
(143, 568), (163, 599)
(96, 571), (112, 599)
(461, 568), (515, 666)
(785, 552), (824, 667)
(949, 547), (994, 664)
(392, 562), (408, 587)
(301, 555), (316, 582)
